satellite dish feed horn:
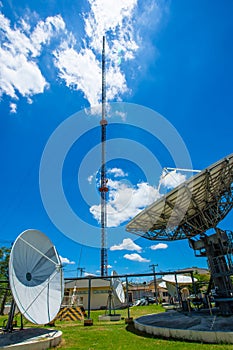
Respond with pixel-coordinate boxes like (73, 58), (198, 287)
(9, 229), (64, 325)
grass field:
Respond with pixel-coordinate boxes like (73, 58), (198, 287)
(50, 305), (233, 350)
(1, 305), (233, 350)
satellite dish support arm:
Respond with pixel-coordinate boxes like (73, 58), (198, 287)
(4, 299), (16, 332)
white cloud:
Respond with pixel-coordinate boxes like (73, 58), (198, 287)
(115, 110), (127, 121)
(0, 43), (47, 99)
(83, 0), (139, 64)
(107, 167), (128, 178)
(150, 243), (168, 251)
(107, 264), (112, 268)
(0, 1), (168, 111)
(54, 46), (102, 107)
(59, 255), (75, 265)
(124, 253), (150, 263)
(9, 102), (17, 114)
(90, 168), (186, 229)
(88, 175), (94, 184)
(31, 15), (65, 56)
(84, 0), (137, 43)
(0, 13), (65, 102)
(27, 97), (33, 104)
(1, 1), (167, 110)
(90, 180), (160, 227)
(84, 272), (97, 276)
(160, 170), (186, 190)
(110, 238), (142, 252)
(54, 0), (139, 108)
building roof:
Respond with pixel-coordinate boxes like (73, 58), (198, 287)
(65, 278), (110, 289)
(177, 267), (210, 275)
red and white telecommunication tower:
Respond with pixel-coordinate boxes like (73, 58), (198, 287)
(99, 36), (108, 276)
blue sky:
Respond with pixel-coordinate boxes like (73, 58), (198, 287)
(0, 0), (232, 279)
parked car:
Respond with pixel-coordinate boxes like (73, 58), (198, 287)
(132, 296), (156, 306)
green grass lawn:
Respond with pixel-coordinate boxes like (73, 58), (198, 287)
(1, 305), (233, 350)
(51, 305), (233, 350)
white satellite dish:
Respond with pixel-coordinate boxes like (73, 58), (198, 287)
(111, 270), (125, 304)
(158, 281), (167, 289)
(9, 229), (64, 325)
(162, 274), (197, 284)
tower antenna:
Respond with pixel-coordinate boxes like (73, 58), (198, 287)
(99, 36), (108, 276)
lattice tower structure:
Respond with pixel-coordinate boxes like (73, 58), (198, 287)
(99, 36), (108, 277)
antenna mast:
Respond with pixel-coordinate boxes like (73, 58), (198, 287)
(99, 36), (108, 277)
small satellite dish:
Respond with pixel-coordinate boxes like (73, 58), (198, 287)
(9, 229), (64, 325)
(162, 274), (197, 284)
(158, 281), (167, 289)
(111, 270), (125, 304)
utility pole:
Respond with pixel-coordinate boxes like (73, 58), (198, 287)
(149, 264), (158, 303)
(99, 36), (108, 277)
(77, 267), (85, 277)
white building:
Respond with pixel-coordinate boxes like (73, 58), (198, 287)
(64, 278), (124, 310)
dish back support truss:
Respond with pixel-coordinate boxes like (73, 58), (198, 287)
(126, 154), (233, 240)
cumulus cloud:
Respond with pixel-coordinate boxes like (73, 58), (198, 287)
(54, 0), (138, 108)
(60, 255), (75, 265)
(124, 253), (150, 263)
(30, 15), (65, 55)
(110, 238), (142, 252)
(54, 0), (166, 109)
(90, 179), (160, 227)
(1, 1), (167, 110)
(90, 166), (188, 228)
(160, 170), (186, 189)
(0, 13), (65, 102)
(54, 46), (102, 107)
(150, 243), (168, 251)
(107, 168), (128, 178)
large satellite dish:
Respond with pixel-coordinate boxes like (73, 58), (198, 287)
(126, 154), (233, 315)
(126, 154), (233, 240)
(111, 270), (125, 304)
(9, 229), (64, 325)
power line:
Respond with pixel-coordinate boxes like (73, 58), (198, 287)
(77, 267), (85, 277)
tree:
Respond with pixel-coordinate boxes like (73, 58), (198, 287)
(0, 247), (11, 315)
(0, 247), (10, 278)
(189, 271), (211, 295)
